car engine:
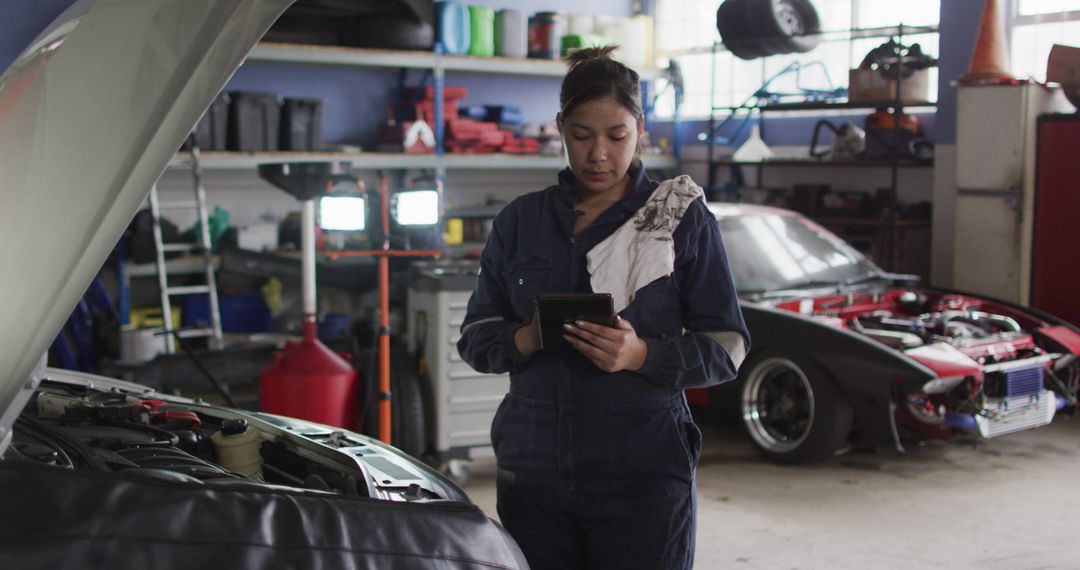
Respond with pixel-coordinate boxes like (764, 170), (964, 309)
(775, 289), (1078, 438)
(7, 379), (454, 502)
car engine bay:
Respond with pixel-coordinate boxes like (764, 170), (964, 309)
(6, 376), (459, 503)
(773, 288), (1080, 438)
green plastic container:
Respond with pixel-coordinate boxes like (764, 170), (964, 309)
(468, 6), (495, 57)
(561, 34), (608, 58)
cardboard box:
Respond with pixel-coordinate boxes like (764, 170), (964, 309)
(238, 222), (279, 252)
(848, 68), (929, 104)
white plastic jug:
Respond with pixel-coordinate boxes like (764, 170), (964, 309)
(568, 13), (595, 35)
(600, 17), (647, 68)
(496, 9), (527, 58)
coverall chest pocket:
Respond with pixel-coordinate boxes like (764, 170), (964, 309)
(505, 256), (552, 319)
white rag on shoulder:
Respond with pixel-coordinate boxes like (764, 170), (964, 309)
(587, 175), (704, 313)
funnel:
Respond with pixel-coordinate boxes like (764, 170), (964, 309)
(258, 162), (349, 200)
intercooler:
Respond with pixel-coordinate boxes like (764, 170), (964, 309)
(975, 390), (1057, 438)
(977, 358), (1057, 438)
(983, 357), (1048, 398)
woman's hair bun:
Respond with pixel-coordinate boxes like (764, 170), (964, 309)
(564, 44), (620, 70)
(559, 43), (642, 119)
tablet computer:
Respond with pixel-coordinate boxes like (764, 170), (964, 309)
(535, 293), (616, 351)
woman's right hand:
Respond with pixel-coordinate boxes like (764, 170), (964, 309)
(514, 310), (542, 357)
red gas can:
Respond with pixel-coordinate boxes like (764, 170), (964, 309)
(259, 335), (358, 431)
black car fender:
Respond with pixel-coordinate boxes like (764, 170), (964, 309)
(740, 302), (939, 453)
(0, 461), (528, 570)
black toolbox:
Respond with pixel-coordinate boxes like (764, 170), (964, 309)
(183, 92), (230, 151)
(227, 91), (282, 151)
(279, 97), (324, 151)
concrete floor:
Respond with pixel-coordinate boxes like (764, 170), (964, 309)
(463, 411), (1080, 569)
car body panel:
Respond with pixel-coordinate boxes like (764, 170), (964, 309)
(1, 368), (528, 569)
(0, 0), (292, 442)
(0, 460), (520, 570)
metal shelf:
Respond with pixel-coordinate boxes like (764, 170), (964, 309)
(127, 256), (221, 278)
(711, 158), (933, 168)
(713, 100), (937, 112)
(248, 42), (665, 80)
(168, 151), (679, 171)
(709, 24), (939, 56)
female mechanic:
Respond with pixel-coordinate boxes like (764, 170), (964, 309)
(457, 45), (749, 570)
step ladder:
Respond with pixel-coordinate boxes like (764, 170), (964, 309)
(148, 141), (223, 353)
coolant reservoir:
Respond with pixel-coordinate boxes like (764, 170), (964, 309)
(211, 419), (263, 479)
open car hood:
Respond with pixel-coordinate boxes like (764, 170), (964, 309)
(0, 0), (293, 451)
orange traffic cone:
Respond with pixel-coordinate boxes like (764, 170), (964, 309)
(959, 0), (1017, 85)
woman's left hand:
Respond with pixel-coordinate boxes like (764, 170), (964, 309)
(564, 316), (648, 373)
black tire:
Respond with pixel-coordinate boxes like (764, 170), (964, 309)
(355, 346), (379, 437)
(759, 0), (821, 54)
(748, 0), (796, 57)
(717, 0), (770, 60)
(739, 351), (852, 464)
(390, 343), (427, 459)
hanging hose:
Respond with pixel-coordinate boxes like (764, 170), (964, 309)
(161, 329), (237, 408)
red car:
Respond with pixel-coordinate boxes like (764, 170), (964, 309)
(695, 204), (1080, 463)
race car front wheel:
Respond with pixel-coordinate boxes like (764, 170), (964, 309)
(739, 352), (852, 463)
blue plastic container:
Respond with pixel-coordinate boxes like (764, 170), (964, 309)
(318, 313), (351, 342)
(182, 294), (273, 333)
(460, 105), (488, 120)
(436, 2), (471, 55)
(485, 105), (524, 125)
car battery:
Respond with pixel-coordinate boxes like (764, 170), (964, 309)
(406, 261), (508, 469)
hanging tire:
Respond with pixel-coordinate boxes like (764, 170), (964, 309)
(717, 0), (769, 60)
(717, 0), (821, 60)
(759, 0), (821, 54)
(739, 352), (852, 463)
(747, 0), (797, 57)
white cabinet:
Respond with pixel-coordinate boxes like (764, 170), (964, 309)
(407, 276), (507, 463)
(952, 84), (1069, 303)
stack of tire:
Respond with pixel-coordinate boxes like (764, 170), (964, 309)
(716, 0), (822, 60)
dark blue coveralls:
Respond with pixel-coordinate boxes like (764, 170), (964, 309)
(457, 166), (749, 570)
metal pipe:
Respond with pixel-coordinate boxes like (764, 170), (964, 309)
(378, 173), (392, 445)
(379, 255), (391, 445)
(325, 249), (442, 259)
(301, 199), (317, 341)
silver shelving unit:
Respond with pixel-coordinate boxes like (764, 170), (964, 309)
(249, 42), (665, 80)
(167, 151), (679, 171)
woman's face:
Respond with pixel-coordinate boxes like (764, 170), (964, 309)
(559, 96), (643, 197)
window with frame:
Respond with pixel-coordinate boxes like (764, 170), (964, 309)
(652, 0), (941, 120)
(1011, 1), (1080, 82)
